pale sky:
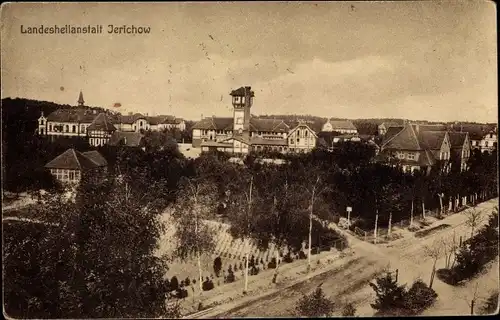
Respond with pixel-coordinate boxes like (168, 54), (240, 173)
(1, 2), (497, 123)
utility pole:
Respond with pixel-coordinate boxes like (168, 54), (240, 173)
(374, 210), (379, 244)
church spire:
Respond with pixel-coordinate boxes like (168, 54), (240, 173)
(78, 91), (85, 107)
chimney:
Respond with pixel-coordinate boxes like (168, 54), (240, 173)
(41, 111), (44, 117)
(128, 112), (133, 116)
(201, 113), (204, 120)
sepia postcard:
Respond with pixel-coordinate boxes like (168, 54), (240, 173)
(1, 1), (498, 318)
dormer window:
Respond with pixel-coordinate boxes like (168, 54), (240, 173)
(238, 128), (243, 135)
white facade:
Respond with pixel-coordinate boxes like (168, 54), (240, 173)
(287, 124), (317, 153)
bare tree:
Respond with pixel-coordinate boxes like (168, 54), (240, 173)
(441, 232), (459, 269)
(463, 206), (484, 238)
(423, 240), (442, 289)
(172, 177), (217, 295)
(303, 174), (329, 272)
(463, 283), (480, 315)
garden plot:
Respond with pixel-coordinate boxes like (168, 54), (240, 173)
(155, 211), (301, 284)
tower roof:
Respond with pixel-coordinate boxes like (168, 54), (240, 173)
(78, 91), (85, 105)
(230, 86), (255, 97)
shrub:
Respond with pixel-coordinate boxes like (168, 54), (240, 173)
(480, 290), (499, 315)
(170, 276), (179, 291)
(295, 287), (334, 317)
(268, 257), (277, 269)
(184, 277), (190, 287)
(239, 262), (243, 270)
(175, 287), (188, 299)
(228, 264), (232, 273)
(234, 264), (239, 271)
(283, 252), (293, 263)
(214, 256), (222, 277)
(436, 268), (459, 285)
(224, 270), (236, 283)
(369, 272), (407, 314)
(202, 277), (214, 291)
(249, 255), (255, 268)
(249, 265), (260, 276)
(342, 302), (357, 316)
(404, 279), (437, 314)
(298, 251), (307, 260)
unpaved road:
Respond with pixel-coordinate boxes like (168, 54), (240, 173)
(198, 198), (499, 318)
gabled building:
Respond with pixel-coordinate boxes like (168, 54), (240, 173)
(379, 123), (451, 174)
(108, 131), (145, 148)
(38, 91), (186, 146)
(192, 86), (318, 154)
(321, 119), (358, 134)
(448, 132), (471, 172)
(45, 148), (108, 185)
(87, 113), (117, 147)
(449, 123), (497, 153)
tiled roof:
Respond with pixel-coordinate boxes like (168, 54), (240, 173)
(415, 124), (448, 132)
(230, 86), (255, 97)
(381, 125), (422, 150)
(45, 148), (102, 170)
(108, 131), (144, 147)
(380, 121), (404, 128)
(288, 123), (318, 138)
(46, 108), (97, 123)
(452, 124), (491, 140)
(250, 118), (289, 132)
(418, 131), (447, 150)
(325, 119), (357, 130)
(383, 126), (404, 139)
(448, 132), (468, 148)
(192, 117), (234, 130)
(81, 151), (107, 167)
(87, 113), (117, 132)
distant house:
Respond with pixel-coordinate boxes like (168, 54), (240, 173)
(321, 119), (358, 134)
(448, 123), (497, 153)
(38, 91), (186, 146)
(108, 131), (145, 148)
(379, 123), (451, 174)
(87, 113), (117, 147)
(448, 132), (471, 172)
(377, 121), (404, 136)
(45, 148), (108, 185)
(115, 113), (186, 132)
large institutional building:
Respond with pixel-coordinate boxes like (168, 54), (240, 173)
(192, 86), (322, 154)
(37, 91), (186, 147)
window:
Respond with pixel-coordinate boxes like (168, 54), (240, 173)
(49, 125), (52, 131)
(40, 128), (44, 135)
(69, 171), (75, 180)
(65, 125), (69, 132)
(72, 125), (76, 133)
(305, 131), (308, 137)
(290, 139), (294, 145)
(140, 121), (143, 127)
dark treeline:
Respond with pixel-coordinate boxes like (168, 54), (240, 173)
(196, 142), (498, 231)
